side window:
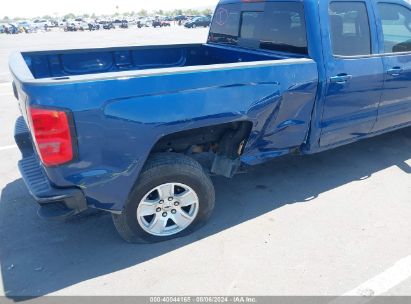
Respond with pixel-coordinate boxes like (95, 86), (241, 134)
(378, 3), (411, 53)
(329, 2), (372, 56)
(209, 2), (307, 54)
(258, 2), (308, 54)
(209, 4), (241, 45)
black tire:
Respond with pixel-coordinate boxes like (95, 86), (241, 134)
(112, 153), (215, 243)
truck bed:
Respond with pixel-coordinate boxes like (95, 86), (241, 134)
(21, 44), (285, 79)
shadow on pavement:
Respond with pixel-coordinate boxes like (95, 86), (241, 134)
(1, 127), (410, 299)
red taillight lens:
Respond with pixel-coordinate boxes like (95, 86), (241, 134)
(28, 107), (74, 166)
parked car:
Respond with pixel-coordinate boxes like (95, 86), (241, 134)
(174, 15), (187, 21)
(10, 0), (411, 243)
(99, 20), (115, 30)
(127, 18), (137, 26)
(32, 19), (52, 30)
(70, 18), (89, 31)
(184, 16), (211, 28)
(152, 18), (170, 28)
(58, 19), (67, 28)
(87, 21), (100, 31)
(113, 19), (124, 27)
(114, 20), (128, 29)
(137, 17), (153, 28)
(50, 20), (59, 27)
(64, 22), (78, 32)
(4, 23), (19, 34)
(18, 21), (34, 33)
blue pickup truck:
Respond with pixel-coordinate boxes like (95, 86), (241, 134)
(9, 0), (411, 243)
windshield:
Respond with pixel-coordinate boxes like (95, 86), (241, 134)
(208, 2), (308, 55)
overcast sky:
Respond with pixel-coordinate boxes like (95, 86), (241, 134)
(3, 0), (220, 18)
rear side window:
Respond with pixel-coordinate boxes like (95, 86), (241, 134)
(329, 2), (372, 56)
(208, 2), (308, 55)
(377, 3), (411, 53)
(258, 3), (307, 54)
(209, 4), (241, 45)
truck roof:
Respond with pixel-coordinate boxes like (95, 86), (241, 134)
(217, 0), (408, 5)
(217, 0), (308, 4)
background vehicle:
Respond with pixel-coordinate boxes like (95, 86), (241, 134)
(58, 19), (67, 28)
(152, 18), (171, 28)
(127, 18), (137, 26)
(64, 22), (78, 32)
(119, 20), (129, 29)
(99, 20), (115, 30)
(184, 16), (211, 28)
(88, 22), (100, 31)
(174, 15), (187, 21)
(32, 19), (52, 30)
(10, 0), (411, 243)
(4, 23), (19, 34)
(18, 21), (34, 33)
(152, 19), (161, 28)
(71, 18), (89, 31)
(175, 15), (187, 25)
(138, 17), (154, 28)
(113, 19), (128, 28)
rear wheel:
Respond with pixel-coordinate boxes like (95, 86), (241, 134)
(112, 153), (215, 243)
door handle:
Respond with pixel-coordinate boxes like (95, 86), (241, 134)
(387, 67), (403, 77)
(330, 74), (352, 84)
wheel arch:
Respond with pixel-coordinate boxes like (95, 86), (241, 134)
(147, 120), (254, 177)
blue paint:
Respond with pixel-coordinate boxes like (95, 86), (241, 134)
(9, 0), (411, 213)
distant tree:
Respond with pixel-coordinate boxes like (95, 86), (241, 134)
(184, 9), (200, 16)
(2, 16), (10, 22)
(137, 9), (148, 17)
(172, 9), (183, 16)
(63, 13), (76, 20)
(201, 8), (213, 16)
(82, 13), (90, 18)
(91, 13), (97, 19)
(42, 15), (52, 20)
(155, 9), (164, 16)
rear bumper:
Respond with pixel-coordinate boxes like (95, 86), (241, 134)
(14, 116), (87, 220)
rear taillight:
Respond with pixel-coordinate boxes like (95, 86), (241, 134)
(28, 107), (75, 167)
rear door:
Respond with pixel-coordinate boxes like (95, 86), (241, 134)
(319, 0), (384, 147)
(373, 1), (411, 132)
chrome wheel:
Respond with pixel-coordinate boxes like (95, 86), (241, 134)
(136, 183), (199, 236)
